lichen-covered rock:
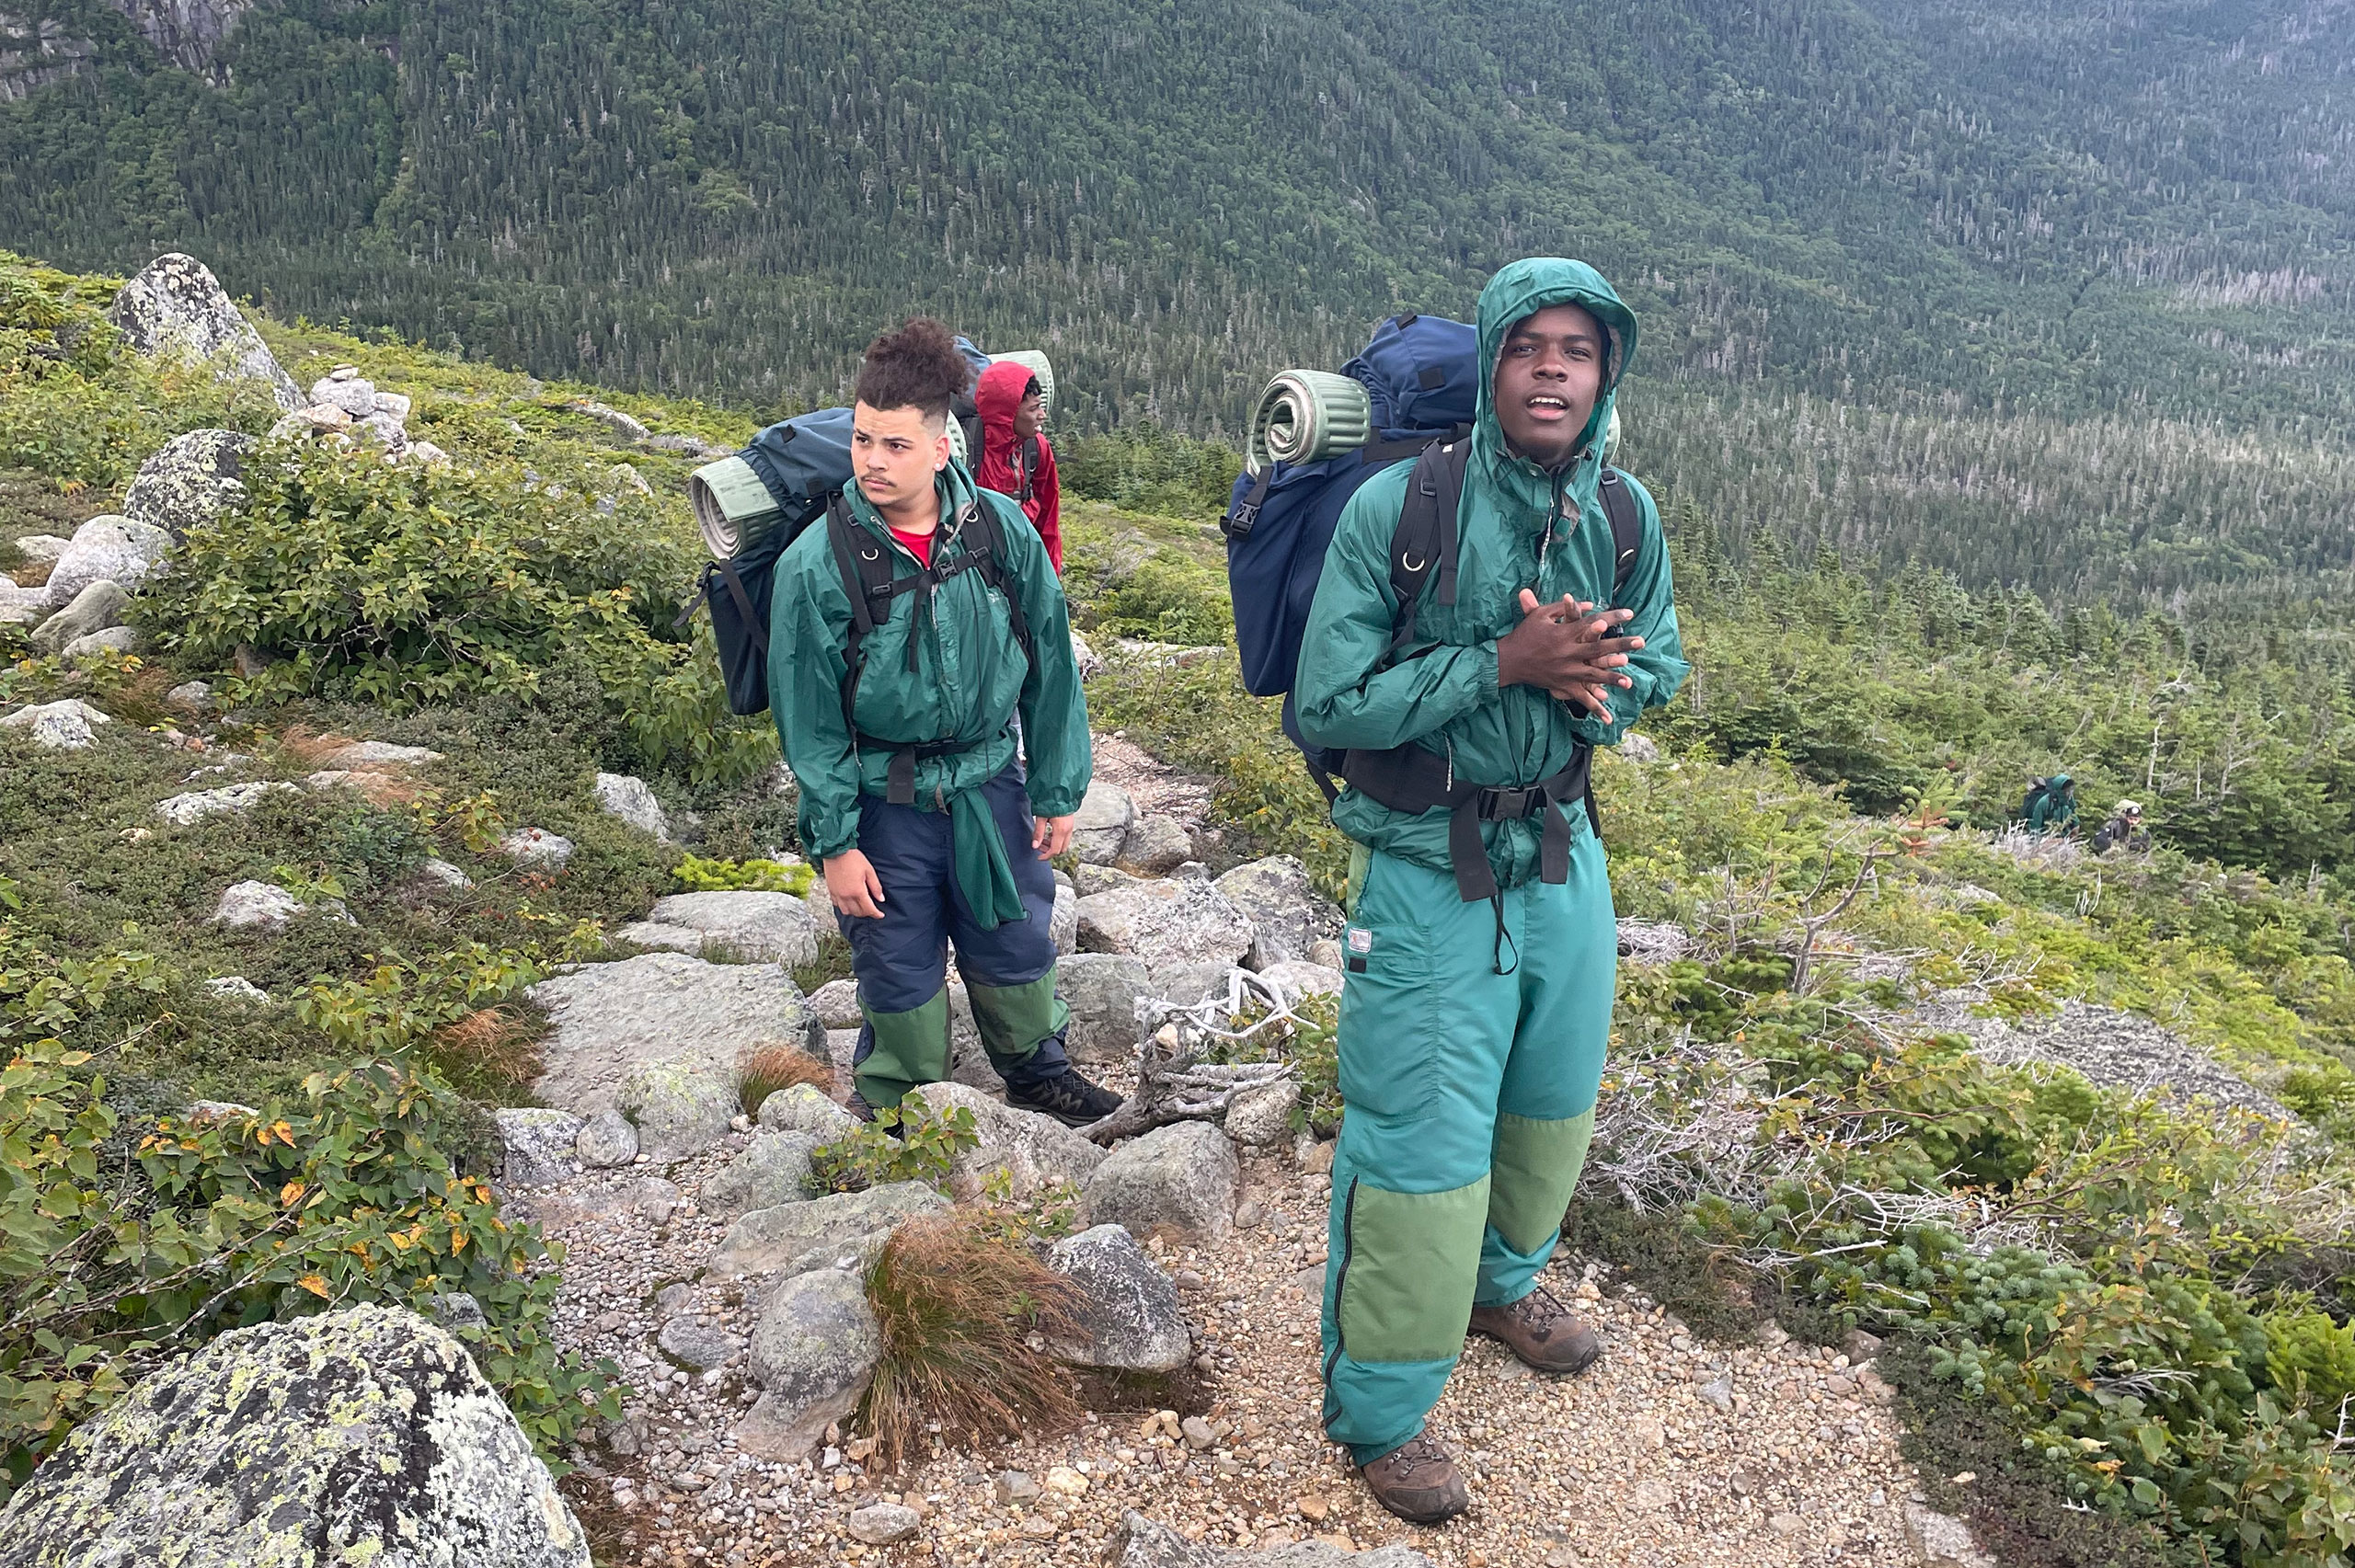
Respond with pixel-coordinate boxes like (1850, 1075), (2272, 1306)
(155, 781), (299, 826)
(1223, 1077), (1298, 1146)
(528, 952), (824, 1120)
(806, 979), (861, 1030)
(494, 1107), (584, 1187)
(122, 429), (257, 540)
(11, 534), (67, 562)
(592, 772), (671, 841)
(1075, 879), (1255, 971)
(709, 1182), (949, 1281)
(1618, 731), (1661, 763)
(1056, 952), (1150, 1063)
(1071, 779), (1135, 864)
(656, 1318), (735, 1372)
(1903, 1501), (1996, 1568)
(1113, 814), (1194, 876)
(210, 879), (304, 932)
(317, 740), (442, 768)
(1214, 855), (1343, 970)
(205, 975), (270, 1004)
(0, 699), (110, 751)
(1255, 960), (1343, 1003)
(903, 1081), (1107, 1201)
(626, 891), (819, 967)
(573, 1107), (638, 1168)
(500, 827), (574, 870)
(738, 1267), (882, 1460)
(105, 254), (303, 410)
(616, 1058), (737, 1162)
(29, 579), (127, 654)
(0, 1303), (590, 1567)
(1051, 880), (1078, 956)
(62, 625), (140, 661)
(45, 513), (172, 603)
(1069, 630), (1105, 680)
(754, 1082), (857, 1139)
(700, 1129), (820, 1215)
(1084, 1121), (1240, 1238)
(1045, 1225), (1189, 1373)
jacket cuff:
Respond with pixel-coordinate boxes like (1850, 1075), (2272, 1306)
(1028, 791), (1083, 819)
(1475, 641), (1502, 702)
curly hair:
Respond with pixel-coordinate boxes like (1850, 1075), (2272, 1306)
(854, 317), (971, 422)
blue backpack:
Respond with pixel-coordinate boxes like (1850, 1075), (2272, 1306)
(682, 342), (1017, 717)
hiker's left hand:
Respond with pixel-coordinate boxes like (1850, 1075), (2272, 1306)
(1032, 814), (1075, 858)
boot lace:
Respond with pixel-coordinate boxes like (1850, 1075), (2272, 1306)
(1380, 1434), (1458, 1482)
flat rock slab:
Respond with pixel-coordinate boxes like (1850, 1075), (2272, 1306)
(1075, 879), (1255, 970)
(709, 1182), (949, 1280)
(528, 951), (823, 1118)
(631, 891), (819, 967)
(0, 1303), (589, 1567)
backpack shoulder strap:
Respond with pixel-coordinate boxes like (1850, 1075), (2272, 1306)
(1018, 436), (1039, 504)
(824, 495), (890, 739)
(959, 497), (1035, 664)
(1385, 438), (1472, 658)
(1600, 466), (1643, 600)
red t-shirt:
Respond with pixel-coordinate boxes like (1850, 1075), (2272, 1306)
(889, 525), (935, 567)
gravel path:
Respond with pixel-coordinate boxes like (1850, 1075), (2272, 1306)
(536, 1134), (1936, 1567)
(1089, 731), (1216, 833)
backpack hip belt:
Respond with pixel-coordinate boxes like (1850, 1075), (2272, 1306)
(1338, 740), (1594, 904)
(856, 728), (1007, 807)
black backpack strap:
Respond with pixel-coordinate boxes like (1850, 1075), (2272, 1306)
(673, 560), (769, 657)
(825, 495), (886, 744)
(1385, 438), (1472, 658)
(1017, 436), (1039, 504)
(959, 498), (1035, 665)
(1599, 467), (1643, 600)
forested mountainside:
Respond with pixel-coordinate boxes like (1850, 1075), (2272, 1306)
(1, 0), (2349, 436)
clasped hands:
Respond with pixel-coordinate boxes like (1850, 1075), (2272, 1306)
(1494, 589), (1643, 720)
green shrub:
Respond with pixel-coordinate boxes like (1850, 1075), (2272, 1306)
(138, 440), (773, 784)
(810, 1102), (979, 1194)
(673, 853), (812, 896)
(0, 897), (620, 1498)
(2265, 1310), (2355, 1418)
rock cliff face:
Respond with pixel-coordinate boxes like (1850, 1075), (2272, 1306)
(0, 0), (252, 99)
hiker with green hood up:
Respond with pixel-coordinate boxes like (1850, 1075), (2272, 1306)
(1294, 259), (1689, 1523)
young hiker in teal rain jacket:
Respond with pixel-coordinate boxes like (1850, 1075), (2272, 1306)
(1294, 258), (1688, 1522)
(768, 319), (1120, 1127)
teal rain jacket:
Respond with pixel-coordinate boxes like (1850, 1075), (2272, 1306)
(1294, 258), (1689, 889)
(769, 461), (1090, 926)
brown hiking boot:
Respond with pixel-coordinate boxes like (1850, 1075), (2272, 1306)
(1359, 1433), (1469, 1524)
(1467, 1285), (1603, 1375)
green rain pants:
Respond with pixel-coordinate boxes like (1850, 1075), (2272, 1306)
(1318, 831), (1615, 1464)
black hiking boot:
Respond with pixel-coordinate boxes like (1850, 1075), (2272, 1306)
(1004, 1065), (1124, 1128)
(844, 1089), (905, 1139)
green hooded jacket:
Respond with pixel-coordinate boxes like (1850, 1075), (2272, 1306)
(1294, 258), (1690, 889)
(768, 460), (1090, 925)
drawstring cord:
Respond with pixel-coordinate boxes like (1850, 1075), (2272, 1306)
(1489, 892), (1519, 977)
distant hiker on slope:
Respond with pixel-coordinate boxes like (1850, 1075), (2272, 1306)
(1293, 258), (1689, 1524)
(2022, 773), (2079, 838)
(767, 317), (1120, 1127)
(974, 359), (1063, 572)
(2093, 798), (2149, 854)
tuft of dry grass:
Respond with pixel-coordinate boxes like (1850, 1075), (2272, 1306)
(860, 1213), (1084, 1470)
(736, 1041), (834, 1117)
(274, 726), (364, 766)
(429, 1004), (548, 1102)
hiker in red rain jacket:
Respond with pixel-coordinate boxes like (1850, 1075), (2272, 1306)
(974, 360), (1063, 572)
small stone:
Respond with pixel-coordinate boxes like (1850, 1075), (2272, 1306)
(164, 681), (213, 714)
(1179, 1416), (1218, 1451)
(210, 880), (304, 932)
(1295, 1494), (1329, 1523)
(993, 1471), (1040, 1505)
(156, 782), (298, 826)
(205, 976), (269, 1004)
(657, 1319), (734, 1372)
(1904, 1502), (1997, 1568)
(1234, 1200), (1265, 1229)
(1223, 1079), (1298, 1147)
(1043, 1466), (1088, 1497)
(493, 1108), (586, 1188)
(593, 772), (672, 841)
(63, 625), (140, 660)
(845, 1502), (919, 1545)
(500, 828), (574, 870)
(1113, 814), (1192, 876)
(1697, 1373), (1734, 1413)
(1827, 1375), (1857, 1397)
(1631, 1478), (1674, 1509)
(575, 1108), (639, 1168)
(1295, 1137), (1335, 1174)
(1769, 1513), (1805, 1537)
(1844, 1327), (1885, 1364)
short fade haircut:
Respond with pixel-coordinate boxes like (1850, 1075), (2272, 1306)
(854, 317), (970, 424)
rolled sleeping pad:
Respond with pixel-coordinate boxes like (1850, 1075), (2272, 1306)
(991, 349), (1057, 419)
(1245, 370), (1372, 477)
(689, 453), (786, 561)
(1602, 405), (1623, 464)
